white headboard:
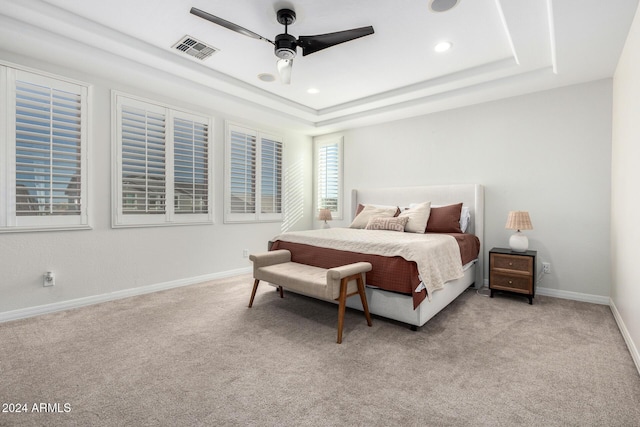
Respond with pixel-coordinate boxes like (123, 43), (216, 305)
(352, 184), (485, 287)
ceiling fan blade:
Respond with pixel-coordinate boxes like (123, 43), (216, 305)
(298, 26), (374, 56)
(277, 59), (293, 84)
(190, 7), (273, 44)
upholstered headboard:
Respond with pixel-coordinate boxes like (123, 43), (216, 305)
(351, 184), (485, 287)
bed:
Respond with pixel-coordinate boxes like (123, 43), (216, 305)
(270, 184), (484, 328)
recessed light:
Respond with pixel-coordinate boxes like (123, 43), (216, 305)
(258, 73), (276, 82)
(307, 88), (319, 94)
(434, 41), (453, 52)
(429, 0), (460, 13)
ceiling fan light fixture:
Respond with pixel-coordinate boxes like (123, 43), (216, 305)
(275, 33), (297, 59)
(277, 59), (293, 84)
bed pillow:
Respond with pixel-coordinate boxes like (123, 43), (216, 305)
(460, 206), (471, 232)
(426, 203), (464, 233)
(355, 203), (401, 217)
(430, 205), (471, 232)
(350, 204), (399, 228)
(365, 216), (409, 232)
(397, 201), (431, 233)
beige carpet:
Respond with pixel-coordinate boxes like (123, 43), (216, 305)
(1, 274), (639, 427)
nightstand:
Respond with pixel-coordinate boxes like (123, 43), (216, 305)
(489, 247), (537, 304)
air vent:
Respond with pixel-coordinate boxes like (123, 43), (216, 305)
(173, 36), (218, 60)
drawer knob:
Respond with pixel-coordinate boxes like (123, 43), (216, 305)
(508, 262), (513, 266)
(508, 280), (513, 284)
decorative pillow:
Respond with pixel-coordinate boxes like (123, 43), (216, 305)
(397, 201), (431, 233)
(430, 205), (471, 232)
(365, 216), (409, 232)
(426, 203), (463, 233)
(350, 204), (399, 229)
(355, 203), (401, 217)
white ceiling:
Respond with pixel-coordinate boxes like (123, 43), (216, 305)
(0, 0), (638, 134)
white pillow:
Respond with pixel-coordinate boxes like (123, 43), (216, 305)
(460, 206), (471, 232)
(350, 204), (398, 229)
(398, 201), (431, 233)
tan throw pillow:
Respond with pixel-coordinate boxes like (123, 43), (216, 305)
(398, 201), (431, 233)
(350, 204), (399, 228)
(365, 216), (409, 232)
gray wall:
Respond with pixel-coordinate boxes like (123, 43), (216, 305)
(0, 52), (314, 316)
(322, 80), (613, 299)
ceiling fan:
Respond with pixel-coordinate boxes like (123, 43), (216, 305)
(190, 7), (375, 84)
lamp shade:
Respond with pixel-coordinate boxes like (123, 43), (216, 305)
(318, 209), (332, 221)
(505, 211), (533, 231)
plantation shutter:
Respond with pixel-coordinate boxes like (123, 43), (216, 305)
(225, 123), (283, 223)
(174, 116), (209, 214)
(317, 141), (340, 212)
(120, 105), (166, 214)
(229, 127), (256, 215)
(15, 80), (83, 217)
(260, 136), (282, 215)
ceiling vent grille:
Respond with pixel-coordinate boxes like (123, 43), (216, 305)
(173, 36), (218, 60)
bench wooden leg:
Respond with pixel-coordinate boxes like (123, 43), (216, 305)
(249, 279), (260, 308)
(278, 285), (284, 298)
(357, 274), (372, 327)
(337, 277), (349, 344)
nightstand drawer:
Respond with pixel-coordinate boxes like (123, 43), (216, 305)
(490, 273), (532, 293)
(491, 254), (533, 274)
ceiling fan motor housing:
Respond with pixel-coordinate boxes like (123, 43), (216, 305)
(275, 33), (297, 59)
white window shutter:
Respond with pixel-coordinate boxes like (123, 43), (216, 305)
(316, 137), (342, 219)
(260, 135), (283, 216)
(113, 92), (213, 227)
(2, 67), (89, 232)
(229, 128), (257, 214)
(173, 116), (210, 214)
(120, 105), (166, 215)
(225, 123), (283, 223)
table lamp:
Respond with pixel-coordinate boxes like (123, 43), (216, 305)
(318, 209), (332, 229)
(505, 211), (532, 252)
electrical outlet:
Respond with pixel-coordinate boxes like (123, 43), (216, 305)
(243, 249), (249, 258)
(43, 271), (55, 287)
(542, 262), (551, 274)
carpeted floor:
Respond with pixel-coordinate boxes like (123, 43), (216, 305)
(1, 274), (639, 427)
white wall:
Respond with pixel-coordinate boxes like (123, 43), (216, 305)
(322, 80), (613, 300)
(611, 5), (640, 370)
(0, 50), (314, 317)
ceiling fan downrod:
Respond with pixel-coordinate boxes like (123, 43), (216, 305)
(275, 9), (297, 60)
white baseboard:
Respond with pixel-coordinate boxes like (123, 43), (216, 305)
(0, 267), (252, 323)
(535, 286), (610, 305)
(609, 299), (640, 376)
(481, 280), (609, 305)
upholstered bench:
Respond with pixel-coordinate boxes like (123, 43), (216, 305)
(249, 249), (373, 343)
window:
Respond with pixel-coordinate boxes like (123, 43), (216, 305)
(225, 123), (283, 223)
(315, 137), (343, 220)
(0, 66), (89, 232)
(113, 92), (213, 227)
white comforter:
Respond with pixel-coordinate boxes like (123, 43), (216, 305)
(271, 228), (464, 299)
